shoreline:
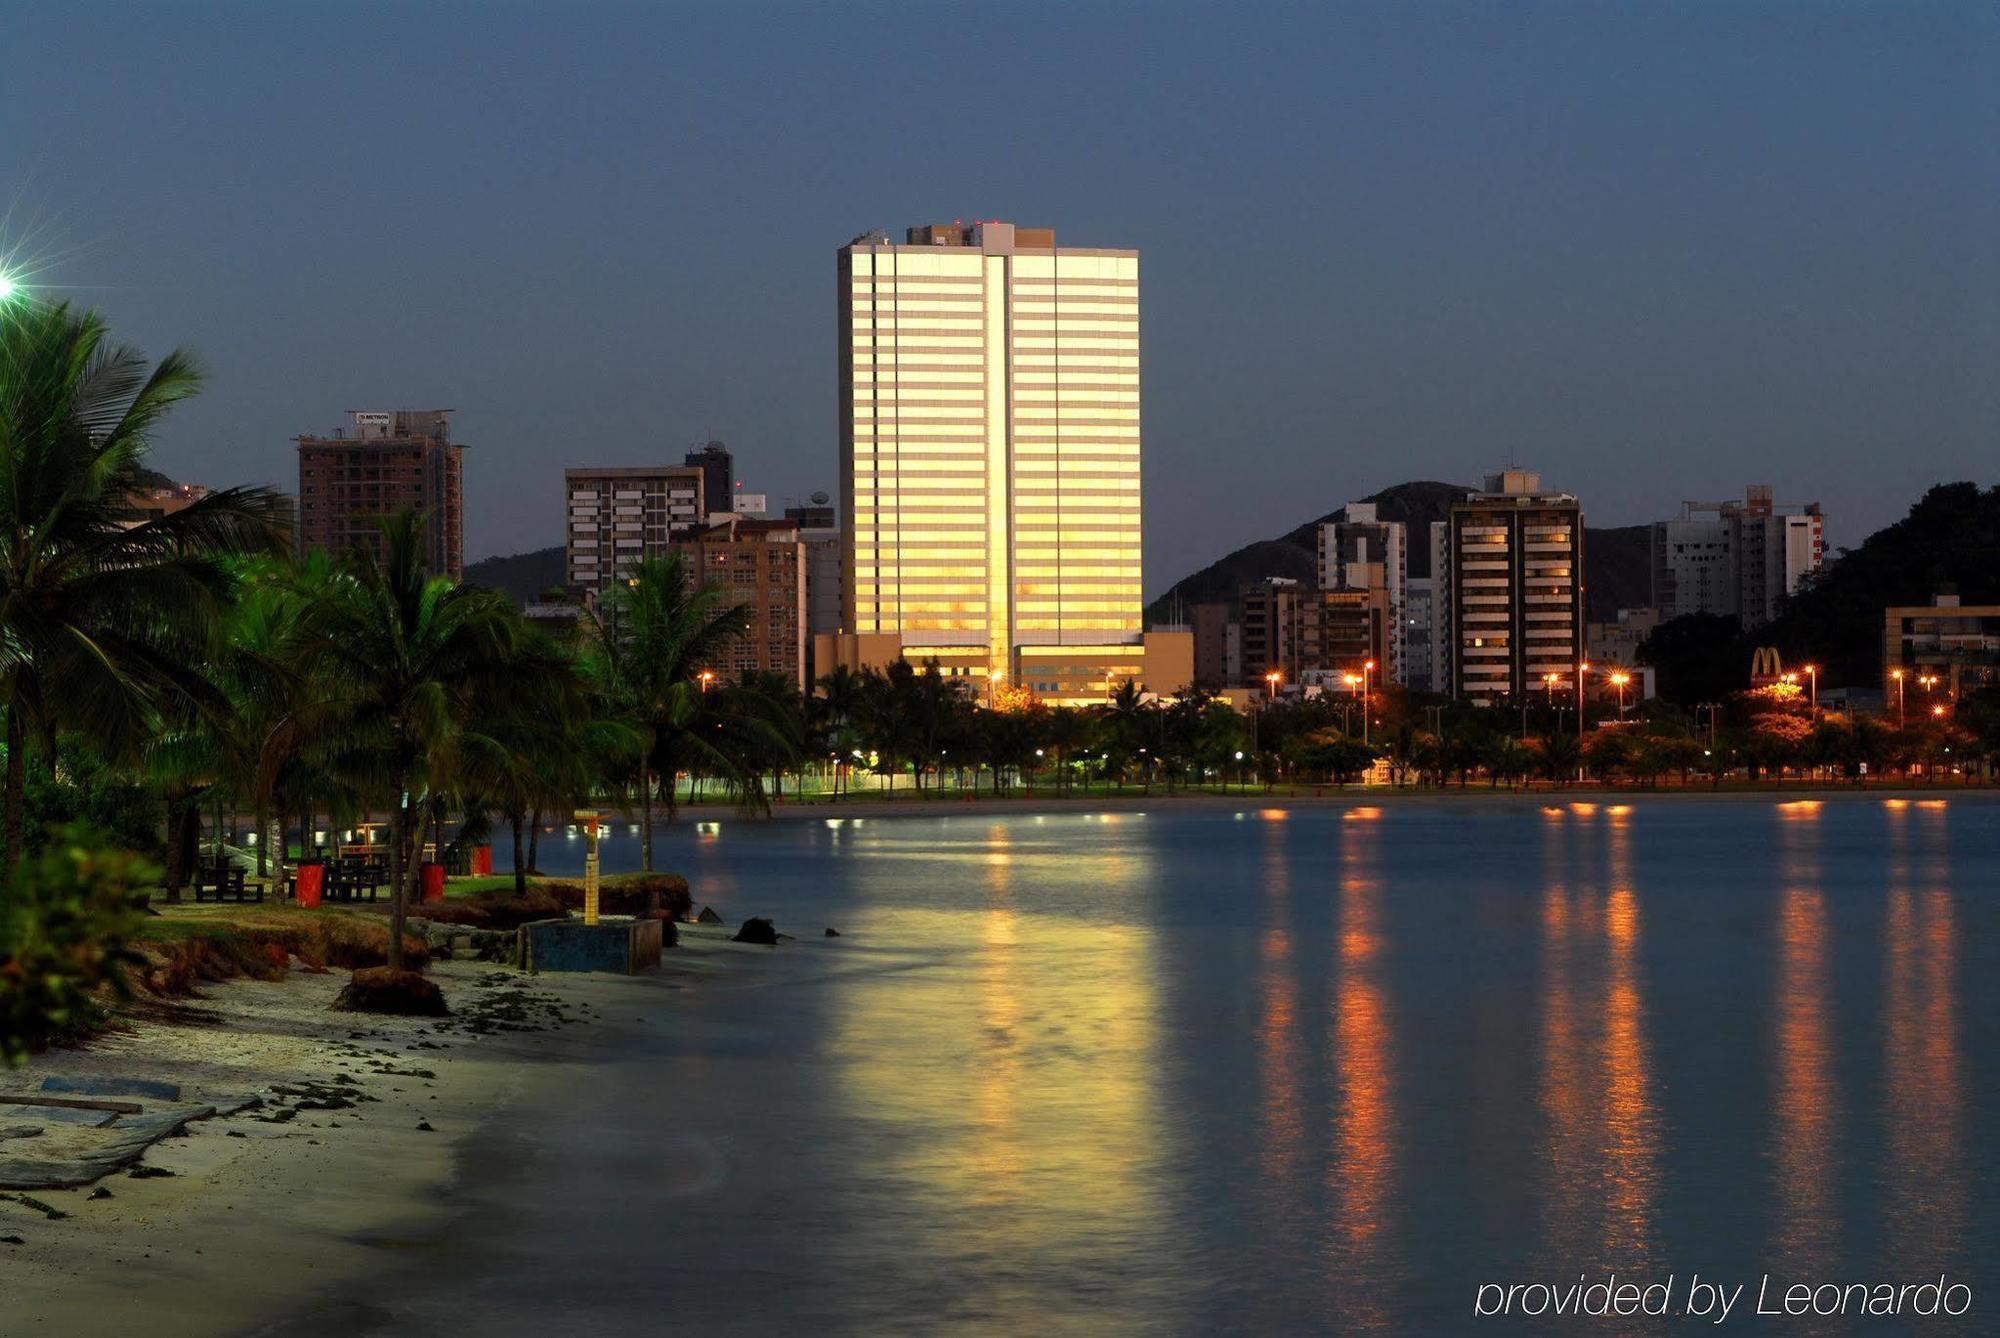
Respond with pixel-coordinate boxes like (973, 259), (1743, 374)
(655, 781), (1997, 826)
(3, 950), (722, 1337)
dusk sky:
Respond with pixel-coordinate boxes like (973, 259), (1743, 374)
(7, 2), (1995, 591)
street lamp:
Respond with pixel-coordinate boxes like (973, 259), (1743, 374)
(1361, 659), (1375, 746)
(1609, 670), (1631, 719)
(1801, 663), (1818, 718)
(1264, 669), (1282, 701)
(1891, 669), (1905, 726)
(697, 669), (716, 693)
(1577, 661), (1590, 737)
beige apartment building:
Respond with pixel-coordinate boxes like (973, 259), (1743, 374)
(831, 221), (1184, 706)
(564, 465), (706, 599)
(682, 516), (809, 692)
(1443, 469), (1585, 705)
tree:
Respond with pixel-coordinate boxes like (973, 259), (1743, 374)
(1638, 613), (1746, 706)
(301, 512), (519, 971)
(585, 552), (748, 867)
(0, 300), (289, 873)
(1536, 733), (1584, 787)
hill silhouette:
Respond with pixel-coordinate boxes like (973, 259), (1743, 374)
(1148, 481), (1652, 623)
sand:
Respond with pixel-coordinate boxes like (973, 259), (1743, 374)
(1, 956), (673, 1337)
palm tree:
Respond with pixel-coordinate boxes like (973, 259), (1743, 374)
(464, 629), (627, 895)
(0, 300), (289, 872)
(585, 552), (749, 869)
(301, 512), (519, 970)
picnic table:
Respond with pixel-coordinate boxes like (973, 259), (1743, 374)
(192, 863), (260, 903)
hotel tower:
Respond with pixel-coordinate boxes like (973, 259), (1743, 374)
(832, 221), (1184, 705)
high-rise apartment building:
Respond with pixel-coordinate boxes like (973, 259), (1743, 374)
(1427, 522), (1452, 696)
(1236, 579), (1388, 692)
(681, 515), (808, 691)
(1445, 469), (1584, 706)
(1403, 576), (1435, 693)
(832, 221), (1180, 705)
(685, 441), (734, 521)
(564, 465), (706, 599)
(1239, 579), (1310, 688)
(1651, 485), (1824, 626)
(1318, 502), (1408, 683)
(296, 410), (464, 578)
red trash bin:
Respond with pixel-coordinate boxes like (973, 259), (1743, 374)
(421, 862), (447, 904)
(295, 862), (324, 909)
(471, 844), (494, 876)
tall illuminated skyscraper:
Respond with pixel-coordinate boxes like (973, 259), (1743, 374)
(834, 221), (1171, 705)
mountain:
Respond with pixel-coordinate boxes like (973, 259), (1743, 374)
(1148, 483), (1654, 624)
(464, 545), (564, 605)
(1755, 482), (2000, 686)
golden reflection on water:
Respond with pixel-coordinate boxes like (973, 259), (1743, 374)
(1537, 807), (1660, 1273)
(1771, 800), (1836, 1273)
(1257, 816), (1304, 1193)
(1883, 802), (1963, 1275)
(831, 821), (1166, 1320)
(1326, 811), (1395, 1329)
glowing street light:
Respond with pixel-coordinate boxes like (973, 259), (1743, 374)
(1577, 661), (1591, 737)
(1891, 668), (1906, 726)
(1264, 669), (1282, 700)
(697, 669), (716, 693)
(1609, 670), (1631, 719)
(1361, 659), (1375, 746)
(1801, 662), (1818, 717)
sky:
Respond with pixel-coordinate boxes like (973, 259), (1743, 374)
(5, 2), (1995, 593)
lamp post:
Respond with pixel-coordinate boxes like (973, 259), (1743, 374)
(1802, 663), (1818, 718)
(1609, 671), (1631, 720)
(697, 669), (716, 694)
(1265, 669), (1282, 701)
(1891, 669), (1905, 727)
(1361, 659), (1374, 746)
(573, 810), (603, 925)
(1577, 661), (1590, 737)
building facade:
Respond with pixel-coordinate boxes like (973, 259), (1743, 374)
(296, 410), (465, 578)
(1191, 602), (1238, 688)
(836, 221), (1159, 705)
(681, 516), (809, 691)
(685, 441), (734, 522)
(1445, 469), (1584, 706)
(1883, 594), (2000, 701)
(1652, 484), (1825, 626)
(563, 465), (707, 599)
(1237, 579), (1388, 691)
(1403, 576), (1435, 693)
(1317, 502), (1407, 684)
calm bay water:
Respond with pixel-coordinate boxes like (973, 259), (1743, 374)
(300, 797), (1999, 1334)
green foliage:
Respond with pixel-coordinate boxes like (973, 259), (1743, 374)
(24, 753), (163, 856)
(0, 832), (155, 1065)
(1639, 613), (1747, 705)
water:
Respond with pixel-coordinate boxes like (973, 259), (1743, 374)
(298, 797), (2000, 1334)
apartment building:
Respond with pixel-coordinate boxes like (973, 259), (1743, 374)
(564, 465), (706, 599)
(296, 409), (464, 577)
(1446, 469), (1584, 706)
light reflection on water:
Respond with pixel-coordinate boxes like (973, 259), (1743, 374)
(511, 799), (1994, 1332)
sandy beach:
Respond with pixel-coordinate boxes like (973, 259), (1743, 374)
(2, 950), (719, 1338)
